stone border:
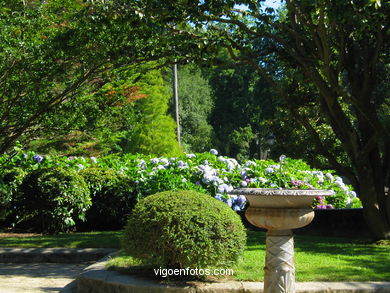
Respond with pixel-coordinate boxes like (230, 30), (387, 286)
(77, 258), (390, 293)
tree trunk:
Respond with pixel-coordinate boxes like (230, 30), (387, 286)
(356, 164), (390, 240)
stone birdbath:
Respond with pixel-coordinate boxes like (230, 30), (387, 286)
(229, 188), (334, 293)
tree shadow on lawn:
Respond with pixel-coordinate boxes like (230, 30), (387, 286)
(294, 234), (390, 281)
(0, 231), (122, 248)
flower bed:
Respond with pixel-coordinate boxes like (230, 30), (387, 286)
(1, 149), (361, 213)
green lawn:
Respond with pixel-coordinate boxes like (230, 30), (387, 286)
(0, 231), (122, 248)
(106, 230), (390, 282)
(1, 230), (389, 282)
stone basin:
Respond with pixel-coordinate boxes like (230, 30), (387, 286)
(230, 188), (334, 209)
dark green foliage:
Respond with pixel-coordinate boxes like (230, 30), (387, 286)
(174, 64), (214, 152)
(205, 63), (275, 160)
(0, 168), (26, 222)
(79, 168), (137, 230)
(15, 167), (91, 233)
(122, 190), (246, 269)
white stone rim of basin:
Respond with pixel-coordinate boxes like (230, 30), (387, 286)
(229, 188), (335, 208)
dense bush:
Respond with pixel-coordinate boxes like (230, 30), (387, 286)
(15, 167), (91, 233)
(0, 168), (26, 222)
(122, 190), (246, 269)
(79, 168), (137, 230)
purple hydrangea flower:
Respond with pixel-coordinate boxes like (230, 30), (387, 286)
(33, 154), (43, 163)
(316, 204), (327, 209)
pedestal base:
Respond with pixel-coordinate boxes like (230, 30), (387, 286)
(264, 230), (295, 293)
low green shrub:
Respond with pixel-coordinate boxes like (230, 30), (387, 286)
(15, 167), (91, 233)
(79, 168), (136, 230)
(122, 190), (246, 269)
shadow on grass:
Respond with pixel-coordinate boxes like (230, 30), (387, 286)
(0, 231), (122, 248)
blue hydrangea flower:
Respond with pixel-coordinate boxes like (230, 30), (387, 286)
(214, 193), (223, 201)
(236, 195), (246, 206)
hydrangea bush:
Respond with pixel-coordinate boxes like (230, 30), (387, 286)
(0, 149), (362, 213)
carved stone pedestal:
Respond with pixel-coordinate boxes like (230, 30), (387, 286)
(229, 188), (333, 293)
(264, 229), (295, 293)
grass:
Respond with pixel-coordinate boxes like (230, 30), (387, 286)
(0, 231), (122, 248)
(1, 229), (389, 281)
(106, 230), (390, 282)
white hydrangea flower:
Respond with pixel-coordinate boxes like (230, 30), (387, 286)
(245, 160), (257, 167)
(241, 181), (248, 187)
(160, 158), (169, 165)
(259, 177), (268, 184)
(150, 158), (159, 164)
(210, 149), (218, 155)
(317, 174), (324, 184)
(270, 164), (280, 169)
(325, 173), (334, 182)
(186, 153), (196, 158)
(218, 156), (226, 162)
(265, 167), (274, 174)
(349, 191), (357, 198)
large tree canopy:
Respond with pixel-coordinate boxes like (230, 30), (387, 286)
(0, 0), (201, 154)
(125, 0), (390, 239)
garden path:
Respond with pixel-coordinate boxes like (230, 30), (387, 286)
(0, 262), (87, 293)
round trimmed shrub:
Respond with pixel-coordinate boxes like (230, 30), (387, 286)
(16, 167), (91, 233)
(122, 190), (246, 269)
(79, 168), (136, 230)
